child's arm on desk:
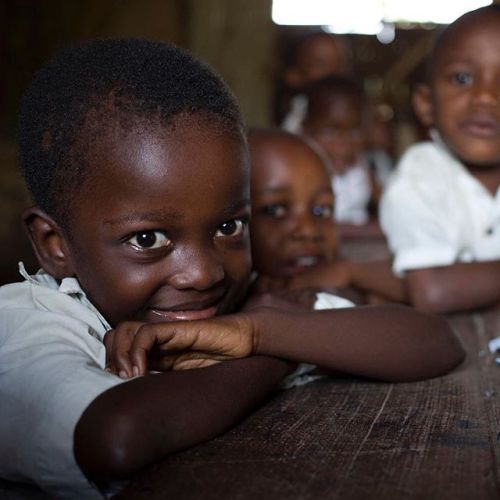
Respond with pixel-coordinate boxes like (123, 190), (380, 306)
(406, 261), (500, 313)
(74, 356), (291, 481)
(108, 304), (464, 385)
(252, 260), (408, 305)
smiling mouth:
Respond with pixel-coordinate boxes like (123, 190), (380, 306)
(283, 254), (325, 274)
(148, 305), (219, 322)
(145, 296), (223, 323)
(461, 117), (500, 138)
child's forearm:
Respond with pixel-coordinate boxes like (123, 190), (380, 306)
(74, 356), (291, 480)
(407, 261), (500, 313)
(252, 305), (464, 382)
(350, 260), (408, 303)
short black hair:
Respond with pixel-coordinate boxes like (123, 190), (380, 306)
(425, 4), (500, 83)
(18, 38), (244, 227)
(304, 75), (365, 118)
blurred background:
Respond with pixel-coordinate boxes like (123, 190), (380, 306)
(0, 0), (496, 284)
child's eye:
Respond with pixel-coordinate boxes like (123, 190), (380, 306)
(312, 204), (334, 219)
(128, 231), (170, 250)
(262, 204), (287, 218)
(451, 72), (473, 86)
(215, 218), (247, 238)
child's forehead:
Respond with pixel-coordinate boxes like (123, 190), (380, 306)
(297, 35), (344, 62)
(251, 136), (328, 180)
(433, 10), (500, 64)
(310, 92), (362, 122)
(80, 114), (249, 203)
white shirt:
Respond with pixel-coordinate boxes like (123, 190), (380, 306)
(380, 132), (500, 275)
(333, 160), (371, 225)
(0, 264), (126, 499)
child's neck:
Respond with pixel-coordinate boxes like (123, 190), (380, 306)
(466, 163), (500, 196)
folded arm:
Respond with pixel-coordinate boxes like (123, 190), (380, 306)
(108, 304), (464, 387)
(74, 356), (291, 481)
(406, 261), (500, 313)
(252, 304), (464, 382)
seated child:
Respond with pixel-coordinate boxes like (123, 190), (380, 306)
(380, 5), (500, 313)
(301, 76), (383, 238)
(0, 39), (463, 498)
(106, 127), (463, 387)
(246, 127), (405, 303)
(0, 38), (293, 499)
(280, 32), (352, 132)
(247, 127), (349, 292)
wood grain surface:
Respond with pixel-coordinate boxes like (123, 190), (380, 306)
(115, 310), (500, 500)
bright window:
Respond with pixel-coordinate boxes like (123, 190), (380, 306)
(272, 0), (493, 33)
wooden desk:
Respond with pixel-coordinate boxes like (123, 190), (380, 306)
(116, 311), (500, 499)
(116, 238), (500, 499)
(2, 239), (500, 499)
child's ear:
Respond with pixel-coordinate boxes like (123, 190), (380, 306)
(412, 83), (434, 128)
(22, 207), (75, 279)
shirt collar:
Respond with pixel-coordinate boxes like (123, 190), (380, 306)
(18, 262), (111, 332)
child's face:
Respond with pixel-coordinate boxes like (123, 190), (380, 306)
(293, 36), (347, 87)
(64, 116), (251, 327)
(421, 12), (500, 167)
(250, 139), (336, 278)
(303, 96), (365, 173)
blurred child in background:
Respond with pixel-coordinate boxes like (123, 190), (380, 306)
(380, 5), (500, 313)
(280, 32), (352, 132)
(248, 128), (404, 303)
(302, 76), (383, 238)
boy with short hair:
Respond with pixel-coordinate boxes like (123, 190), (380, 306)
(0, 39), (463, 498)
(380, 5), (500, 312)
(301, 76), (382, 237)
(280, 32), (352, 132)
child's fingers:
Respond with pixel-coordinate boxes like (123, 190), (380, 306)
(129, 324), (177, 375)
(110, 321), (146, 378)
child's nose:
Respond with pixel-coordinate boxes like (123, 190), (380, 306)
(291, 212), (322, 241)
(472, 77), (499, 105)
(168, 247), (225, 291)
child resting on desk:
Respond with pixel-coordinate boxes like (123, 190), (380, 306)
(246, 127), (404, 303)
(0, 39), (464, 499)
(106, 125), (462, 383)
(380, 5), (500, 313)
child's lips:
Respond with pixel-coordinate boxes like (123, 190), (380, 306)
(147, 305), (218, 323)
(461, 116), (500, 138)
(145, 296), (223, 323)
(283, 254), (325, 275)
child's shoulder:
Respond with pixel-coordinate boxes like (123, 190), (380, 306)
(397, 140), (452, 177)
(0, 264), (109, 343)
(386, 139), (462, 198)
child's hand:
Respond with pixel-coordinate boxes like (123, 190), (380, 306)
(104, 314), (256, 378)
(252, 260), (352, 293)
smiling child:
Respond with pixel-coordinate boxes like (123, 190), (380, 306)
(380, 5), (500, 312)
(0, 39), (464, 499)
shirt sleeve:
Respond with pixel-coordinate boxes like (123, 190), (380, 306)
(0, 307), (126, 499)
(380, 176), (461, 275)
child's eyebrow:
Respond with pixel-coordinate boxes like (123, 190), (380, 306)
(103, 211), (184, 226)
(224, 198), (251, 213)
